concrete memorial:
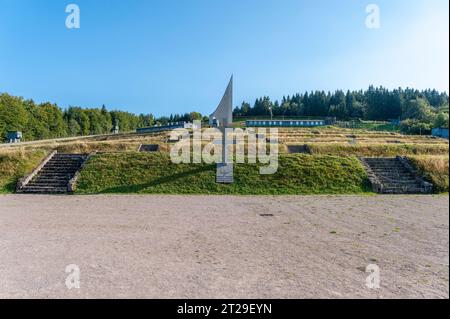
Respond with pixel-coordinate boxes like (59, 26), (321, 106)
(210, 76), (234, 183)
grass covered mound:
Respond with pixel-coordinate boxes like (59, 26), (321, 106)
(307, 143), (449, 157)
(0, 149), (48, 193)
(76, 153), (371, 195)
(408, 155), (449, 193)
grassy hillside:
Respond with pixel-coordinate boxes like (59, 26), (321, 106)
(305, 143), (448, 157)
(0, 149), (48, 193)
(76, 153), (371, 195)
(1, 126), (446, 195)
(408, 155), (449, 193)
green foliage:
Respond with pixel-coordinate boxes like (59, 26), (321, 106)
(400, 119), (433, 135)
(434, 112), (449, 129)
(0, 93), (161, 142)
(402, 98), (435, 121)
(1, 86), (448, 142)
(76, 153), (371, 195)
(0, 94), (29, 136)
(234, 87), (448, 128)
(189, 112), (203, 121)
(0, 149), (48, 193)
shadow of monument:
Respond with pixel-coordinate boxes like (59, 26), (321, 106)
(100, 164), (216, 193)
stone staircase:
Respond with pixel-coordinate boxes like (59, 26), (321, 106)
(17, 153), (88, 194)
(360, 157), (433, 194)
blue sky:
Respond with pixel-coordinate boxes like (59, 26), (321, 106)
(0, 0), (448, 116)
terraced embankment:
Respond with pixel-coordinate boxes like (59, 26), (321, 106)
(75, 153), (371, 195)
(0, 149), (48, 193)
(1, 127), (448, 194)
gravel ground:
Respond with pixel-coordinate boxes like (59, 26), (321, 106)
(0, 195), (448, 299)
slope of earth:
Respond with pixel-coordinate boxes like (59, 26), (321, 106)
(75, 153), (371, 195)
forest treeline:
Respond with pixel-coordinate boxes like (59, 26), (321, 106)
(235, 86), (449, 134)
(0, 93), (202, 141)
(1, 86), (449, 141)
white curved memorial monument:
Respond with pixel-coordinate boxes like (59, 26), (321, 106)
(209, 76), (233, 127)
(211, 76), (234, 183)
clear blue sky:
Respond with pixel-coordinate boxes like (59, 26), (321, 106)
(0, 0), (448, 116)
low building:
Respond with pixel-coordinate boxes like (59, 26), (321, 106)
(136, 122), (194, 134)
(432, 128), (449, 139)
(389, 119), (401, 126)
(246, 119), (325, 128)
(6, 131), (22, 143)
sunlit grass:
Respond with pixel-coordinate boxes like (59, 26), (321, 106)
(408, 155), (449, 193)
(75, 153), (371, 195)
(0, 149), (48, 193)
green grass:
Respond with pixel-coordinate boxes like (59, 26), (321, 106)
(354, 122), (400, 132)
(0, 149), (48, 193)
(75, 152), (371, 195)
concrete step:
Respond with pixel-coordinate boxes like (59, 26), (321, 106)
(18, 186), (68, 193)
(32, 176), (70, 181)
(45, 161), (81, 166)
(27, 183), (68, 188)
(19, 153), (87, 194)
(28, 179), (69, 186)
(382, 182), (421, 187)
(35, 174), (73, 178)
(41, 168), (81, 172)
(361, 157), (432, 194)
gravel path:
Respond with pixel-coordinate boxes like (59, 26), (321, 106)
(0, 195), (448, 299)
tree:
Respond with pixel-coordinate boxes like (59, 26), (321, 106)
(402, 98), (434, 122)
(400, 119), (432, 135)
(434, 112), (449, 128)
(189, 112), (202, 121)
(0, 93), (29, 139)
(1, 85), (449, 141)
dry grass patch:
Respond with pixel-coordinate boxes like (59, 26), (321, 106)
(408, 155), (449, 193)
(306, 143), (449, 157)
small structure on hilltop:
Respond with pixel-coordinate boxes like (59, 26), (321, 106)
(112, 119), (119, 134)
(136, 122), (193, 134)
(138, 144), (160, 152)
(6, 131), (22, 143)
(432, 128), (449, 139)
(325, 117), (337, 125)
(246, 119), (325, 127)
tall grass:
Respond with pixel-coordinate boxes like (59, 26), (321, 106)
(0, 149), (48, 193)
(408, 155), (449, 193)
(307, 143), (449, 157)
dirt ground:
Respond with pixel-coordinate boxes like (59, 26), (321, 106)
(0, 195), (448, 299)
